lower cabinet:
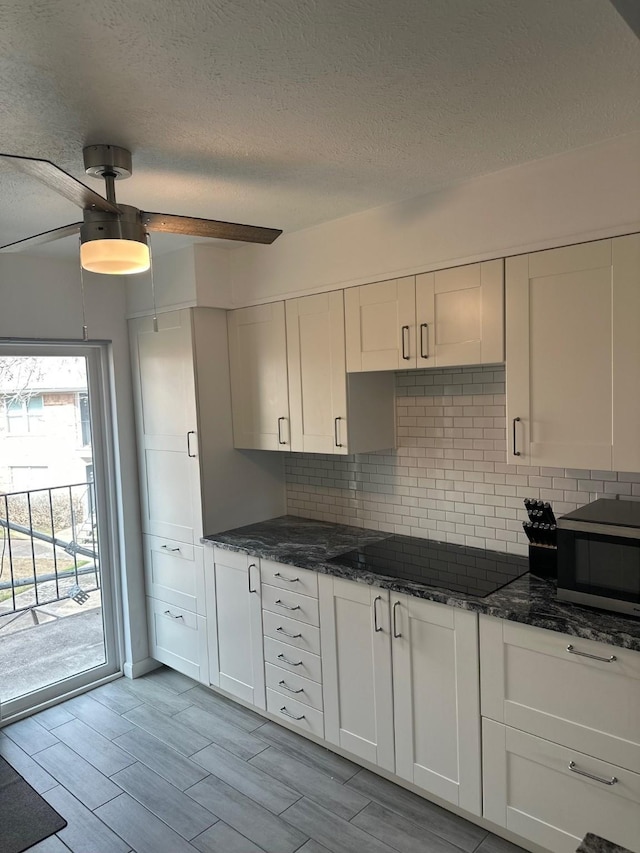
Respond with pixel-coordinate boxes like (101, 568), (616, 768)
(318, 575), (481, 814)
(146, 597), (208, 682)
(205, 547), (265, 709)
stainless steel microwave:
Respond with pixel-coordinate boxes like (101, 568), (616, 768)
(557, 498), (640, 616)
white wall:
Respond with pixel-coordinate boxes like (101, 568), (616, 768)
(229, 132), (640, 305)
(0, 254), (148, 676)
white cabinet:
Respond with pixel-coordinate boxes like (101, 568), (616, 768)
(206, 547), (266, 709)
(344, 260), (504, 372)
(319, 576), (481, 813)
(143, 534), (206, 616)
(392, 595), (481, 814)
(146, 597), (208, 683)
(229, 292), (395, 454)
(227, 302), (291, 451)
(506, 234), (640, 470)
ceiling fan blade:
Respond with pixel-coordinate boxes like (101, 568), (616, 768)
(0, 154), (121, 214)
(141, 212), (282, 244)
(0, 222), (82, 252)
(609, 0), (640, 38)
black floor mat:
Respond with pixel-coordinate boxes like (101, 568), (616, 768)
(0, 754), (67, 853)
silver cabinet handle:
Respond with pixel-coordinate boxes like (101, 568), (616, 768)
(392, 601), (402, 638)
(566, 644), (616, 663)
(187, 430), (196, 457)
(334, 416), (343, 448)
(420, 323), (429, 359)
(277, 417), (287, 445)
(280, 706), (305, 721)
(568, 761), (618, 786)
(277, 652), (303, 666)
(276, 626), (302, 639)
(373, 595), (383, 633)
(248, 563), (258, 594)
(161, 545), (180, 552)
(279, 679), (304, 694)
(163, 610), (184, 620)
(275, 599), (301, 611)
(274, 572), (299, 583)
(512, 417), (521, 457)
(401, 325), (410, 360)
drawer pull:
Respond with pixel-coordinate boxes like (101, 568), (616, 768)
(275, 599), (301, 611)
(277, 652), (303, 666)
(160, 545), (180, 552)
(274, 572), (299, 583)
(280, 706), (305, 721)
(568, 760), (618, 786)
(248, 563), (258, 594)
(163, 610), (184, 620)
(566, 644), (616, 663)
(278, 679), (304, 694)
(276, 626), (302, 639)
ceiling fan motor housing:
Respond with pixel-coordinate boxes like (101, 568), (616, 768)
(83, 144), (133, 180)
(80, 204), (146, 244)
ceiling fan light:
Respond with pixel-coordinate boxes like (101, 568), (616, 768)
(80, 238), (150, 275)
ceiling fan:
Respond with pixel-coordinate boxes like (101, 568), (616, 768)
(0, 144), (282, 274)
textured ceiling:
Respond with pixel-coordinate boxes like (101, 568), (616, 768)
(0, 0), (638, 258)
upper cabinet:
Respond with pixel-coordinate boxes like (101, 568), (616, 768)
(228, 292), (395, 455)
(344, 260), (504, 372)
(506, 235), (640, 471)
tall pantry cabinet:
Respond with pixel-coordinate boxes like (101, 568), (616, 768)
(129, 308), (285, 681)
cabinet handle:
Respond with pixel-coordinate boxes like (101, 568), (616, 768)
(334, 417), (343, 448)
(373, 595), (383, 633)
(277, 652), (303, 666)
(401, 325), (410, 360)
(420, 323), (429, 359)
(568, 761), (618, 786)
(248, 563), (258, 594)
(163, 610), (184, 620)
(392, 601), (402, 638)
(280, 706), (305, 721)
(274, 572), (299, 583)
(278, 679), (304, 694)
(161, 545), (180, 552)
(512, 417), (521, 457)
(276, 626), (302, 639)
(566, 644), (616, 663)
(277, 417), (287, 445)
(186, 430), (196, 457)
(275, 599), (301, 611)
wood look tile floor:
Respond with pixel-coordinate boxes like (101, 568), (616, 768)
(0, 668), (527, 853)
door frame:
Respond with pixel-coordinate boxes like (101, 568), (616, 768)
(0, 341), (124, 723)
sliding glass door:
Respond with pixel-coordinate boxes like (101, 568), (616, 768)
(0, 343), (121, 721)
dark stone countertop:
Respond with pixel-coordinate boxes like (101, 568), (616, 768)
(203, 515), (640, 653)
(577, 834), (633, 853)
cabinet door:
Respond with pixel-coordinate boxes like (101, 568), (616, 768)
(286, 292), (348, 454)
(612, 234), (640, 473)
(146, 597), (208, 683)
(416, 260), (504, 367)
(143, 535), (205, 615)
(344, 277), (416, 371)
(506, 240), (616, 468)
(392, 595), (481, 815)
(207, 548), (265, 709)
(319, 575), (394, 771)
(227, 302), (290, 451)
(129, 311), (203, 544)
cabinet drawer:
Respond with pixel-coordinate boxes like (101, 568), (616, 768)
(480, 616), (640, 773)
(262, 584), (320, 627)
(265, 663), (323, 711)
(263, 610), (321, 655)
(260, 559), (318, 598)
(264, 636), (322, 684)
(483, 720), (640, 853)
(266, 688), (324, 739)
(146, 597), (208, 683)
(144, 535), (205, 615)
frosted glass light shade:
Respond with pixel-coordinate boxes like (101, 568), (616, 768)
(80, 239), (150, 275)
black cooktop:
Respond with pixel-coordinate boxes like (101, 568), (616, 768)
(328, 535), (529, 598)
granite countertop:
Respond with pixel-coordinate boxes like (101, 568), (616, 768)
(577, 834), (633, 853)
(204, 515), (640, 652)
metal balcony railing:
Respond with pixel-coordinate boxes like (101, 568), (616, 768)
(0, 482), (100, 618)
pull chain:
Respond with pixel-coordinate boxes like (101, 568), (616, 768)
(147, 233), (158, 331)
(78, 239), (89, 340)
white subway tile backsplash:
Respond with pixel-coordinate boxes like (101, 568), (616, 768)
(284, 365), (640, 555)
